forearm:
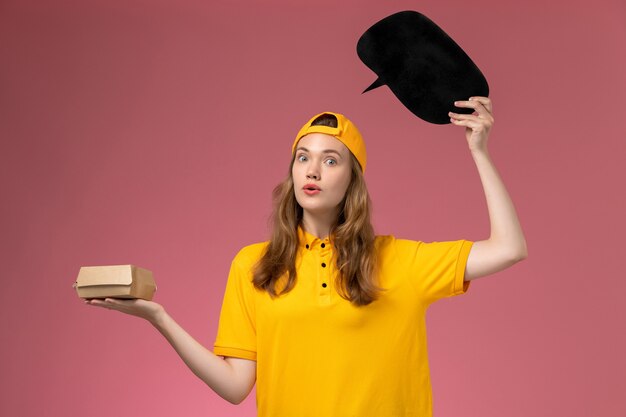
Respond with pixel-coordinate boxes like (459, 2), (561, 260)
(471, 148), (527, 259)
(150, 310), (240, 404)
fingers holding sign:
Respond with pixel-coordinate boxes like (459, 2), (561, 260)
(449, 96), (494, 152)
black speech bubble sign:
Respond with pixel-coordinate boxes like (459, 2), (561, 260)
(357, 11), (489, 124)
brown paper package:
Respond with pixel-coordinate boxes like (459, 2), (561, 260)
(74, 265), (157, 300)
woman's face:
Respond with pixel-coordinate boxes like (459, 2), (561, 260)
(292, 133), (352, 219)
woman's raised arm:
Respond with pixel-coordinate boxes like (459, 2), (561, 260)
(449, 97), (528, 281)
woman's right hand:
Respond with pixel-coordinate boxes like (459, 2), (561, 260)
(85, 298), (165, 325)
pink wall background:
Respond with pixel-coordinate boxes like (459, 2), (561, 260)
(1, 0), (624, 416)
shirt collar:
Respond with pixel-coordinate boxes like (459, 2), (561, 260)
(297, 224), (334, 251)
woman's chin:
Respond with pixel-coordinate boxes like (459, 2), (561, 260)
(300, 204), (340, 218)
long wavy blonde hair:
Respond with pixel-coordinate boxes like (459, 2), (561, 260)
(251, 114), (386, 306)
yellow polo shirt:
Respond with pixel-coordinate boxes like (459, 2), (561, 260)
(214, 226), (473, 417)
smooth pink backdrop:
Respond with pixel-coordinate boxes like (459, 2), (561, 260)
(1, 0), (625, 416)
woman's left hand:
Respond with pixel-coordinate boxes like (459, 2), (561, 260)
(449, 96), (494, 153)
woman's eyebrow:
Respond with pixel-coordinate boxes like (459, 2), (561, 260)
(295, 147), (343, 158)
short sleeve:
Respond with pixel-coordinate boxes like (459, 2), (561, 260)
(395, 238), (474, 305)
(213, 250), (257, 361)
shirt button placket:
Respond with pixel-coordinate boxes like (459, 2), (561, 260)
(319, 239), (331, 300)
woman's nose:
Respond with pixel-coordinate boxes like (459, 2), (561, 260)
(306, 165), (320, 180)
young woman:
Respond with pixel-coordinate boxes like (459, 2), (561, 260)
(86, 97), (527, 416)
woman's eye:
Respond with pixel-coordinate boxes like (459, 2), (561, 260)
(296, 155), (336, 165)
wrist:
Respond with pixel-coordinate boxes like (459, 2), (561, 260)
(149, 304), (168, 328)
(470, 146), (490, 158)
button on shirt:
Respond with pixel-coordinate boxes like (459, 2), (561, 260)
(214, 225), (473, 417)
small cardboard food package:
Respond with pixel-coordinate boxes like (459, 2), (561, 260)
(74, 265), (157, 300)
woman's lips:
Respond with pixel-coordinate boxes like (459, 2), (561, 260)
(303, 183), (321, 190)
(303, 183), (321, 195)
